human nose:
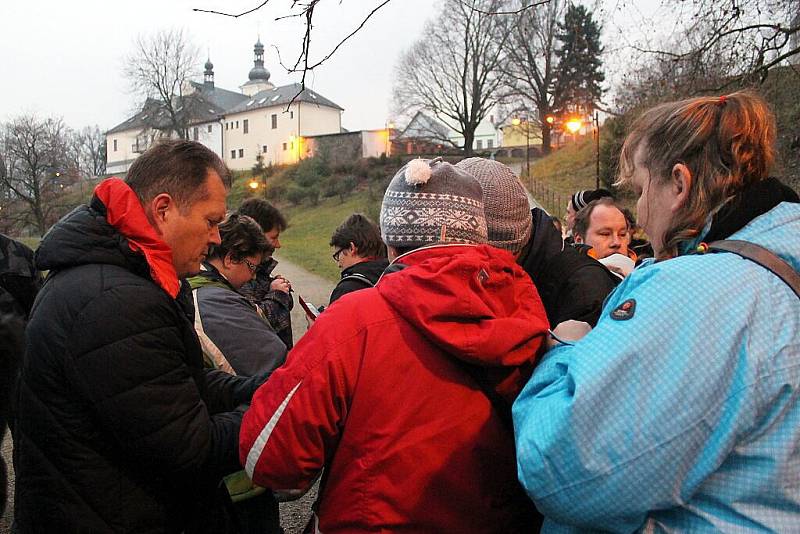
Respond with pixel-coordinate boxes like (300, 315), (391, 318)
(210, 226), (221, 245)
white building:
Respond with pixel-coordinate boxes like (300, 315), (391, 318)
(106, 39), (344, 174)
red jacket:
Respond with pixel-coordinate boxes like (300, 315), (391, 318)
(240, 244), (548, 532)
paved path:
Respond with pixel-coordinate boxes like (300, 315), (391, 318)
(0, 255), (334, 534)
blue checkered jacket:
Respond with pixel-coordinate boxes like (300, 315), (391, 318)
(513, 202), (800, 533)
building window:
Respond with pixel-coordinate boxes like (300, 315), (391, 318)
(225, 122), (229, 130)
(282, 143), (287, 151)
(487, 139), (493, 148)
(231, 150), (236, 159)
(262, 145), (268, 153)
(113, 139), (117, 152)
(271, 114), (277, 129)
(235, 120), (239, 129)
(238, 149), (244, 158)
(208, 124), (213, 133)
(476, 140), (483, 149)
(193, 127), (199, 141)
(290, 111), (294, 119)
(243, 119), (249, 134)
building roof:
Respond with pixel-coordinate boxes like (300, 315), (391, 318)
(226, 83), (344, 115)
(190, 81), (249, 110)
(397, 111), (452, 141)
(106, 93), (229, 135)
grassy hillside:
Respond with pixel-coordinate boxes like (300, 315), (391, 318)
(276, 191), (377, 281)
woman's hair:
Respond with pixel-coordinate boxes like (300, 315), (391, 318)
(617, 90), (776, 257)
(206, 213), (273, 262)
(329, 213), (386, 259)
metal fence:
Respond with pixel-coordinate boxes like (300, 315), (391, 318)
(526, 177), (567, 221)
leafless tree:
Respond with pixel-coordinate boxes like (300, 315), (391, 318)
(124, 28), (200, 139)
(75, 126), (107, 178)
(0, 116), (73, 236)
(497, 0), (564, 154)
(391, 0), (511, 155)
(630, 0), (800, 91)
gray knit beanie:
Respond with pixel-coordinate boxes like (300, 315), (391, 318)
(380, 158), (488, 249)
(455, 158), (532, 255)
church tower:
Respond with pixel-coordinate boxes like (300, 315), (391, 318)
(204, 57), (215, 89)
(241, 38), (274, 96)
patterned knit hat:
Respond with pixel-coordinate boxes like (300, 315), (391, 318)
(571, 188), (613, 211)
(455, 158), (532, 255)
(380, 158), (488, 249)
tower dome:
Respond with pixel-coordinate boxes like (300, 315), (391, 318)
(204, 57), (215, 88)
(248, 38), (271, 82)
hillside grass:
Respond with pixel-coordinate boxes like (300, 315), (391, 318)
(277, 191), (376, 281)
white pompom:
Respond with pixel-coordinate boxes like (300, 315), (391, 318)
(404, 159), (432, 186)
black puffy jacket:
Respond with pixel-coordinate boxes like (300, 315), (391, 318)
(517, 208), (619, 327)
(13, 197), (263, 533)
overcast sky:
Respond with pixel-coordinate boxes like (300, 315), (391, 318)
(0, 0), (440, 132)
(0, 0), (669, 133)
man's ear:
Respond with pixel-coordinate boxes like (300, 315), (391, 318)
(670, 163), (692, 214)
(348, 242), (357, 255)
(574, 234), (584, 244)
(149, 193), (175, 231)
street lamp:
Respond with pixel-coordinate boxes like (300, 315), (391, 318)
(593, 111), (600, 189)
(385, 120), (395, 157)
(248, 178), (259, 190)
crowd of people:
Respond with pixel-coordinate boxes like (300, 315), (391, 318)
(1, 89), (799, 533)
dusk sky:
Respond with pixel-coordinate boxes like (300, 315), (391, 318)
(0, 1), (665, 132)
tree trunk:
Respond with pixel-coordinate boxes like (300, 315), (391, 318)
(463, 129), (475, 156)
(542, 125), (552, 155)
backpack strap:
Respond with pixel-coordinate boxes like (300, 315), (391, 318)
(337, 272), (375, 288)
(708, 240), (800, 299)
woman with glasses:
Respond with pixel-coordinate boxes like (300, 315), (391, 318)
(187, 213), (287, 534)
(187, 213), (287, 376)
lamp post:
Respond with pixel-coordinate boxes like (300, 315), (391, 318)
(593, 111), (600, 189)
(385, 120), (395, 157)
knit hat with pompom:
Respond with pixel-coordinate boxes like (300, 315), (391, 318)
(380, 158), (488, 249)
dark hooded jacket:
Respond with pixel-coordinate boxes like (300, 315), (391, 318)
(518, 208), (619, 327)
(329, 258), (389, 305)
(12, 179), (264, 534)
(0, 234), (40, 516)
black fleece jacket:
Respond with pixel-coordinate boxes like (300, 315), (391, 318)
(517, 208), (619, 327)
(13, 199), (264, 533)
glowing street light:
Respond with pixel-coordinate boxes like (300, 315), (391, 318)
(564, 118), (583, 134)
(248, 179), (259, 190)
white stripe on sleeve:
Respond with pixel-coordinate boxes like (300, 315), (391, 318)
(245, 380), (303, 478)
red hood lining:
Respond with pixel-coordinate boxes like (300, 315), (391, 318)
(94, 178), (180, 299)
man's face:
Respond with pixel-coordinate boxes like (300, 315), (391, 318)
(332, 243), (360, 271)
(158, 170), (228, 277)
(265, 227), (281, 249)
(578, 204), (629, 259)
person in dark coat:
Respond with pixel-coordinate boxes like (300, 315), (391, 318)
(328, 213), (388, 305)
(237, 199), (294, 348)
(12, 140), (266, 534)
(456, 158), (619, 327)
(0, 233), (40, 517)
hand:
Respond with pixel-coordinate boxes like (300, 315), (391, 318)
(548, 320), (592, 349)
(270, 276), (291, 293)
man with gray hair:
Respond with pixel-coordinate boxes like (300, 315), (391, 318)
(240, 158), (549, 532)
(14, 140), (265, 533)
(456, 158), (619, 327)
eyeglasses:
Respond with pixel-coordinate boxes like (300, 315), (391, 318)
(332, 248), (346, 262)
(242, 258), (259, 274)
